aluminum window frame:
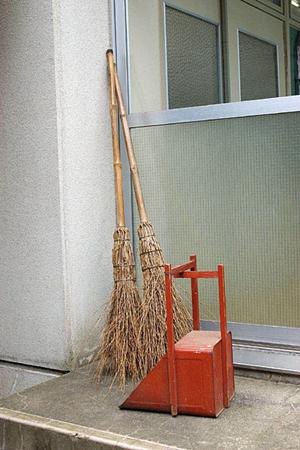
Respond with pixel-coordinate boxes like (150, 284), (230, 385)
(257, 0), (284, 14)
(242, 0), (285, 20)
(112, 0), (300, 375)
(127, 95), (300, 128)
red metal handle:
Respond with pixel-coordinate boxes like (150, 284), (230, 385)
(190, 255), (200, 330)
(165, 264), (178, 417)
(218, 264), (229, 407)
(171, 260), (195, 275)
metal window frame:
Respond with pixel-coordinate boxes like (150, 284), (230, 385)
(127, 95), (300, 128)
(202, 321), (300, 375)
(112, 0), (300, 375)
(257, 0), (284, 14)
(202, 321), (300, 348)
(242, 0), (285, 18)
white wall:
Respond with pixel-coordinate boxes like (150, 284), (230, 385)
(0, 0), (114, 370)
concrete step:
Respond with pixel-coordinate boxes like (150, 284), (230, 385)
(0, 364), (300, 449)
(0, 407), (174, 450)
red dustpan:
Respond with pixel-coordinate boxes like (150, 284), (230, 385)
(120, 255), (235, 417)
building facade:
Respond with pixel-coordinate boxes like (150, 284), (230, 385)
(0, 0), (299, 395)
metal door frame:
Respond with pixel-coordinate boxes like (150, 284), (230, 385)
(112, 0), (300, 375)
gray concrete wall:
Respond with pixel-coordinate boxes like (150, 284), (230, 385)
(0, 0), (67, 369)
(0, 0), (114, 371)
(52, 0), (114, 366)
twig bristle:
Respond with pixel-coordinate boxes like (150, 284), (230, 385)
(137, 222), (192, 376)
(96, 227), (141, 386)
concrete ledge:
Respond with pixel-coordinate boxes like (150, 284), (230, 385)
(0, 361), (62, 399)
(0, 364), (299, 449)
(0, 408), (179, 450)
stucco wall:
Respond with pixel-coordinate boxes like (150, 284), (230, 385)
(52, 0), (114, 367)
(0, 0), (67, 369)
(0, 0), (114, 370)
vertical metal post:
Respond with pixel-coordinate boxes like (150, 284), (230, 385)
(220, 0), (229, 102)
(190, 255), (200, 330)
(283, 0), (292, 96)
(165, 264), (178, 417)
(218, 264), (229, 408)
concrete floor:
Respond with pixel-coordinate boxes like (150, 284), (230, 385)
(0, 364), (300, 449)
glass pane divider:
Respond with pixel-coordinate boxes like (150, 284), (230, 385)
(127, 96), (300, 129)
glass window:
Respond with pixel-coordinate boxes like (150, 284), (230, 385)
(131, 112), (300, 327)
(126, 0), (289, 112)
(165, 6), (220, 108)
(290, 0), (300, 22)
(239, 32), (278, 101)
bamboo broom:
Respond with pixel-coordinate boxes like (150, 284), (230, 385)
(114, 57), (192, 377)
(96, 50), (141, 386)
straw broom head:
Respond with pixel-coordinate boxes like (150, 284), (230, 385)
(96, 226), (141, 385)
(137, 222), (192, 376)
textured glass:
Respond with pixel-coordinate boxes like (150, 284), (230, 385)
(166, 6), (219, 108)
(131, 113), (300, 327)
(239, 32), (278, 101)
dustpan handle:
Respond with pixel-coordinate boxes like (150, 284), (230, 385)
(218, 264), (229, 407)
(165, 264), (178, 417)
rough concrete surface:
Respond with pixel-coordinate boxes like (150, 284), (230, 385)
(0, 365), (299, 449)
(0, 362), (62, 400)
(1, 0), (114, 372)
(0, 0), (67, 370)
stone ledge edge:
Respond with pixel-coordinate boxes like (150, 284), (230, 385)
(0, 407), (182, 450)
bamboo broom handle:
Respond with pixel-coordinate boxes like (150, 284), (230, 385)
(114, 69), (148, 223)
(106, 50), (125, 227)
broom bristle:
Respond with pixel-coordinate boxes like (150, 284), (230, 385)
(137, 222), (192, 376)
(96, 227), (141, 386)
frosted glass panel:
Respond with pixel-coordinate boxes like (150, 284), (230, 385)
(239, 32), (278, 101)
(166, 6), (220, 108)
(131, 113), (300, 327)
